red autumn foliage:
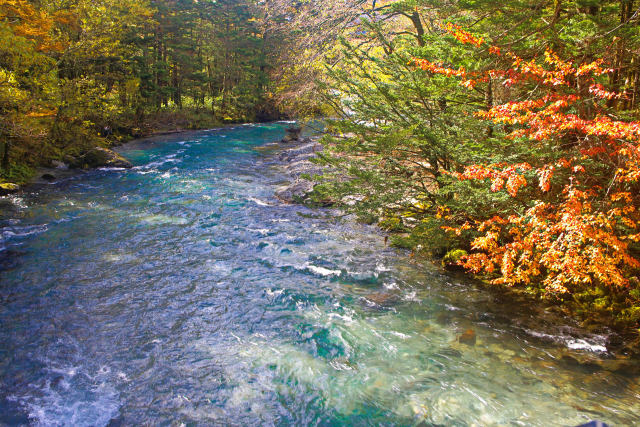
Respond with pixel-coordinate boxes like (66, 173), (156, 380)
(415, 24), (640, 295)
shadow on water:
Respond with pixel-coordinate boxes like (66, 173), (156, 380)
(0, 122), (638, 426)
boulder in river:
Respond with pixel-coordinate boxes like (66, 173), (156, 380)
(282, 126), (302, 143)
(79, 147), (133, 169)
(63, 154), (81, 168)
(41, 173), (56, 182)
(279, 141), (323, 162)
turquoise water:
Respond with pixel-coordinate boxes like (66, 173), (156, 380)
(0, 123), (638, 426)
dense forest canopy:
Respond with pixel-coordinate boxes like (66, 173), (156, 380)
(2, 0), (640, 333)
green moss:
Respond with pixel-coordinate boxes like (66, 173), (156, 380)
(442, 249), (468, 269)
(390, 234), (419, 250)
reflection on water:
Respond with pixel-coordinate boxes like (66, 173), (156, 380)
(0, 123), (638, 426)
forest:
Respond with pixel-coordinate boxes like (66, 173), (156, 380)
(2, 0), (640, 336)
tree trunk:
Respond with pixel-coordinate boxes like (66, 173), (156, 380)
(409, 11), (425, 47)
(486, 77), (494, 137)
(1, 139), (10, 172)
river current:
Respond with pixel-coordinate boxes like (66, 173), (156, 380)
(0, 123), (638, 426)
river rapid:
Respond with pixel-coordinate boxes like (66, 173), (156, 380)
(0, 123), (638, 426)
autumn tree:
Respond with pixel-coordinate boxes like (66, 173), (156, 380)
(417, 25), (640, 320)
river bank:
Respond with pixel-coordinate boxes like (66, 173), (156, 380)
(271, 133), (640, 360)
(0, 116), (292, 195)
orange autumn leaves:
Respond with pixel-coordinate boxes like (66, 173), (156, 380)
(416, 24), (640, 295)
(0, 0), (72, 53)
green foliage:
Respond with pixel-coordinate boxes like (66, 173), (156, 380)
(0, 163), (35, 185)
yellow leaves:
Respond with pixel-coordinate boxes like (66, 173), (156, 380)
(501, 250), (515, 278)
(491, 176), (504, 192)
(418, 24), (640, 296)
(461, 252), (494, 274)
(626, 233), (640, 242)
(471, 231), (499, 251)
(444, 23), (484, 47)
(442, 221), (472, 236)
(26, 109), (57, 118)
(611, 192), (632, 203)
(0, 0), (67, 52)
(461, 79), (476, 90)
(435, 206), (450, 219)
(621, 217), (637, 229)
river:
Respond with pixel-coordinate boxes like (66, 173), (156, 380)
(0, 123), (638, 426)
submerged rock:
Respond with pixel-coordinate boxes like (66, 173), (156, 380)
(598, 358), (640, 375)
(364, 291), (400, 307)
(559, 353), (603, 374)
(274, 138), (335, 206)
(0, 250), (24, 271)
(458, 329), (477, 346)
(41, 173), (56, 182)
(435, 311), (453, 325)
(79, 147), (133, 169)
(278, 141), (323, 162)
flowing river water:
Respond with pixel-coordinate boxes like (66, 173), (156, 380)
(0, 123), (638, 426)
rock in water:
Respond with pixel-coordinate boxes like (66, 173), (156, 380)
(80, 147), (133, 169)
(458, 329), (477, 346)
(435, 312), (453, 325)
(63, 154), (80, 168)
(41, 173), (56, 182)
(282, 126), (302, 143)
(275, 181), (315, 203)
(365, 292), (400, 307)
(51, 160), (68, 170)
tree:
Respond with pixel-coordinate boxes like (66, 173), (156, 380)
(419, 25), (640, 298)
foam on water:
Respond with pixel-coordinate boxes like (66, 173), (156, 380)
(307, 265), (342, 277)
(247, 197), (274, 206)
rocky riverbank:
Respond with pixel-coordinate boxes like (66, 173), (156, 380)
(0, 147), (133, 194)
(268, 133), (640, 365)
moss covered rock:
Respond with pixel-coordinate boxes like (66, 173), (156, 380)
(0, 183), (20, 195)
(442, 249), (468, 271)
(80, 147), (133, 169)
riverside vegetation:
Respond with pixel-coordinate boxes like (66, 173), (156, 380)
(2, 0), (640, 347)
(0, 0), (274, 185)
